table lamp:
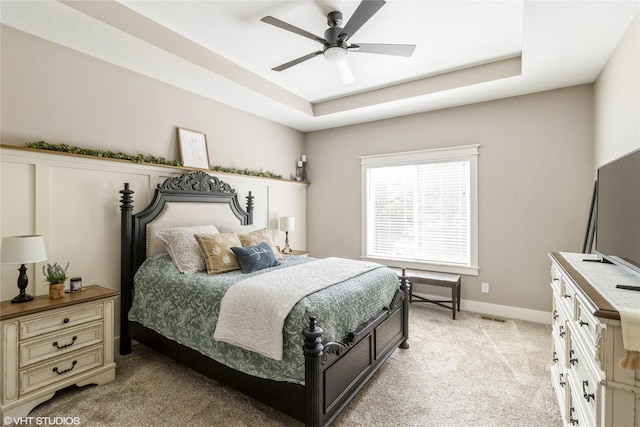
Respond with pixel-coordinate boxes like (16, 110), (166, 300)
(1, 235), (48, 303)
(279, 217), (295, 253)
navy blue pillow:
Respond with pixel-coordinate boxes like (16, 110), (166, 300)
(230, 241), (280, 273)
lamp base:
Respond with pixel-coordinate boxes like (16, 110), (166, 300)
(12, 263), (34, 303)
(11, 293), (34, 303)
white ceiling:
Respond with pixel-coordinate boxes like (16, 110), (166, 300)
(1, 1), (638, 132)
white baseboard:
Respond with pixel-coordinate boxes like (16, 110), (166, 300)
(411, 291), (552, 325)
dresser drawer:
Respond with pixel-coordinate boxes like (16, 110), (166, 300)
(551, 294), (570, 361)
(19, 303), (104, 340)
(19, 345), (104, 396)
(568, 338), (600, 427)
(550, 362), (569, 422)
(20, 322), (104, 368)
(559, 278), (577, 319)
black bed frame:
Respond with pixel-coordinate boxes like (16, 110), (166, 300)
(119, 171), (410, 427)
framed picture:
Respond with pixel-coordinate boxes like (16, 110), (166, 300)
(177, 127), (210, 169)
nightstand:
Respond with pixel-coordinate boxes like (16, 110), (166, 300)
(282, 250), (310, 256)
(1, 285), (118, 418)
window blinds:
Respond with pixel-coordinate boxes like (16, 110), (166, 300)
(366, 159), (470, 265)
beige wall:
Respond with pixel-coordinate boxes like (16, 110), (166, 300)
(0, 25), (304, 180)
(594, 13), (640, 168)
(305, 86), (594, 316)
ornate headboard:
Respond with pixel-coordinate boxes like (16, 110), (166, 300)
(119, 170), (253, 353)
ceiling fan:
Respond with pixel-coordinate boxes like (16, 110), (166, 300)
(260, 0), (416, 84)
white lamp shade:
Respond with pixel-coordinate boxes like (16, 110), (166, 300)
(1, 235), (48, 264)
(279, 217), (295, 233)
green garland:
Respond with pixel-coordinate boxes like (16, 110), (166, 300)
(25, 141), (283, 180)
(210, 165), (282, 180)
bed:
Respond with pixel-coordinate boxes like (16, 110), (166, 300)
(119, 170), (410, 427)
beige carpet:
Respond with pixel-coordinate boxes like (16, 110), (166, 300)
(26, 305), (562, 427)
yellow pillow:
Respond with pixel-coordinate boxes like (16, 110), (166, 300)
(238, 228), (284, 260)
(194, 233), (242, 274)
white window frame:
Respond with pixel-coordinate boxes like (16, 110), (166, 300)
(360, 145), (479, 276)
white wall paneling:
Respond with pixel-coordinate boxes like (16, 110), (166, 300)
(0, 147), (306, 340)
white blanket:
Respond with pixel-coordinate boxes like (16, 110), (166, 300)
(214, 257), (383, 360)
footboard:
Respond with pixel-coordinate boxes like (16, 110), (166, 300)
(304, 272), (410, 427)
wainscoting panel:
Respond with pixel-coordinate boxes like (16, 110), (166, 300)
(0, 147), (307, 341)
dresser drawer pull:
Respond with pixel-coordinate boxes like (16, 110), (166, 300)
(552, 310), (559, 321)
(63, 318), (70, 324)
(52, 360), (77, 375)
(582, 380), (595, 402)
(563, 294), (572, 300)
(52, 336), (77, 350)
(570, 407), (579, 425)
(578, 319), (589, 327)
(559, 325), (566, 338)
(559, 373), (565, 387)
(552, 351), (558, 363)
(570, 349), (578, 366)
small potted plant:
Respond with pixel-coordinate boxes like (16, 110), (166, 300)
(43, 262), (69, 299)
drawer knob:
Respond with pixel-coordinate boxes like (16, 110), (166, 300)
(52, 360), (77, 375)
(52, 336), (77, 350)
(553, 310), (559, 321)
(559, 326), (566, 338)
(570, 349), (578, 366)
(563, 294), (572, 299)
(582, 380), (595, 402)
(63, 318), (70, 324)
(552, 351), (558, 363)
(579, 319), (589, 328)
(570, 407), (579, 425)
(559, 373), (565, 388)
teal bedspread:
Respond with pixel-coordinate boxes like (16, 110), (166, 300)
(128, 254), (399, 384)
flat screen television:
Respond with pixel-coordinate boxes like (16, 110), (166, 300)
(595, 148), (640, 275)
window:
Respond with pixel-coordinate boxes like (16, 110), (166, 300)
(361, 145), (479, 276)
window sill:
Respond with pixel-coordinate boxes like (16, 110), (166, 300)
(361, 256), (479, 277)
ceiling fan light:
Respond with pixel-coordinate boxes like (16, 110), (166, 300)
(323, 46), (347, 63)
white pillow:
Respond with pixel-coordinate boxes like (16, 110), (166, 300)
(215, 224), (259, 234)
(156, 225), (219, 274)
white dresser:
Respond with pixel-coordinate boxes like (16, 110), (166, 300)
(1, 285), (117, 418)
(549, 252), (640, 427)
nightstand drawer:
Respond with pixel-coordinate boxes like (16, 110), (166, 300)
(19, 345), (104, 395)
(19, 303), (104, 340)
(20, 322), (104, 368)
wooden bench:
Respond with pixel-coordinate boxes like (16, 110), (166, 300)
(393, 268), (461, 319)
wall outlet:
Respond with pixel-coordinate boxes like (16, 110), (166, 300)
(481, 282), (490, 293)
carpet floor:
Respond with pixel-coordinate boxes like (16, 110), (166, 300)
(25, 305), (562, 426)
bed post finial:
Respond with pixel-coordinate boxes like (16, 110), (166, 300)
(303, 316), (323, 427)
(120, 183), (134, 211)
(246, 191), (254, 224)
(120, 183), (135, 355)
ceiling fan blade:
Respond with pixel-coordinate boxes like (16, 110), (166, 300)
(348, 43), (416, 57)
(272, 51), (323, 72)
(341, 0), (386, 41)
(261, 16), (326, 44)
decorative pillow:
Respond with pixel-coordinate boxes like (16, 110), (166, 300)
(231, 241), (280, 274)
(194, 233), (242, 274)
(237, 228), (284, 260)
(215, 224), (259, 234)
(156, 225), (219, 274)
